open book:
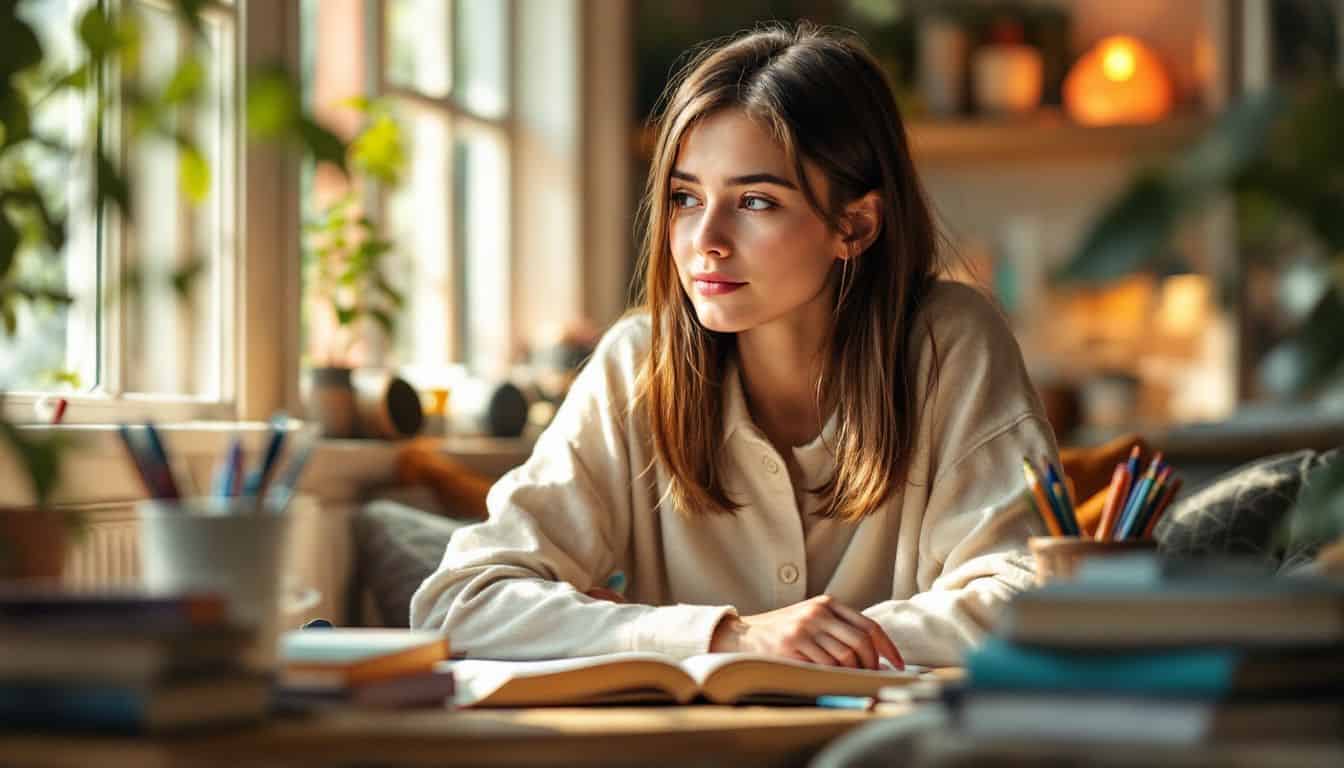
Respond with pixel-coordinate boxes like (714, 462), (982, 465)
(443, 652), (926, 707)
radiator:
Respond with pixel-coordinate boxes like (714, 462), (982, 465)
(60, 499), (354, 627)
(64, 504), (141, 588)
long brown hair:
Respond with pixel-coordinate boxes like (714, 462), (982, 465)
(635, 23), (940, 521)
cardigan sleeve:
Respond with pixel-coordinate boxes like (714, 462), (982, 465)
(862, 415), (1055, 667)
(861, 283), (1059, 667)
(408, 317), (735, 659)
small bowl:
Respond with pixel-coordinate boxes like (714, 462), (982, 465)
(1028, 536), (1157, 585)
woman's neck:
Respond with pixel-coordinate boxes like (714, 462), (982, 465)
(735, 314), (834, 451)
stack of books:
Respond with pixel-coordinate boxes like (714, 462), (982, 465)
(953, 555), (1344, 747)
(276, 628), (454, 710)
(0, 588), (270, 732)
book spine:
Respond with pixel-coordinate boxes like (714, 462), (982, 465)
(967, 639), (1239, 697)
(0, 684), (146, 731)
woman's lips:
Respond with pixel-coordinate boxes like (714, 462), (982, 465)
(693, 279), (747, 296)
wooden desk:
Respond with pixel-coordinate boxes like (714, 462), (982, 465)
(0, 703), (916, 768)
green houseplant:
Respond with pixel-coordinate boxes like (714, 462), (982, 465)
(1057, 82), (1344, 557)
(301, 98), (406, 438)
(0, 0), (346, 580)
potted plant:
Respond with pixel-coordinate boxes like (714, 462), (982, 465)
(1056, 81), (1344, 563)
(301, 99), (407, 438)
(0, 1), (346, 581)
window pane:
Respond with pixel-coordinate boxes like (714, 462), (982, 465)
(455, 130), (509, 375)
(0, 0), (97, 393)
(386, 108), (453, 368)
(385, 0), (452, 99)
(122, 5), (231, 397)
(454, 0), (508, 117)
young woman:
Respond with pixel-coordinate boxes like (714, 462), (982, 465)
(411, 24), (1059, 668)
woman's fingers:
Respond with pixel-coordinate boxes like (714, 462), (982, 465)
(827, 599), (905, 670)
(794, 638), (843, 667)
(814, 632), (864, 669)
(813, 616), (878, 669)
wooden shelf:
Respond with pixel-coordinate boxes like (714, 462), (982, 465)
(907, 112), (1212, 167)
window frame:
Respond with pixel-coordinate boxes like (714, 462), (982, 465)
(1, 0), (299, 425)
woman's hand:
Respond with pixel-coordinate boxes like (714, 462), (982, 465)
(709, 594), (903, 670)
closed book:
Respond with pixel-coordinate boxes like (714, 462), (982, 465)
(277, 667), (456, 710)
(0, 674), (270, 733)
(955, 690), (1344, 745)
(967, 636), (1344, 697)
(0, 588), (227, 631)
(281, 629), (450, 687)
(0, 625), (252, 684)
(1000, 579), (1344, 648)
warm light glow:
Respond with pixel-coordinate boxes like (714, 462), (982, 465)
(1064, 35), (1172, 125)
(1101, 40), (1137, 82)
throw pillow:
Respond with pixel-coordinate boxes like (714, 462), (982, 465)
(351, 499), (473, 627)
(1155, 448), (1341, 571)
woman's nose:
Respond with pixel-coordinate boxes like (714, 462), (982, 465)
(691, 202), (732, 259)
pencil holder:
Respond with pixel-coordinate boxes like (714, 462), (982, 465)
(1028, 536), (1157, 585)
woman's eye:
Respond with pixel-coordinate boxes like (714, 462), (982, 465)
(670, 191), (700, 208)
(743, 196), (775, 211)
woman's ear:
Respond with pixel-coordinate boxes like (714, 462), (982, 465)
(837, 191), (883, 260)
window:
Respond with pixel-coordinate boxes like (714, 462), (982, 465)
(302, 0), (513, 378)
(1, 0), (257, 422)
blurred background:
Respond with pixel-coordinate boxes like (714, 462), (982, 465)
(5, 0), (1344, 461)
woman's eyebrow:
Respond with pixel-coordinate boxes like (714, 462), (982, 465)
(671, 169), (798, 189)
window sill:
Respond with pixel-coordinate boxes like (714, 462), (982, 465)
(0, 422), (534, 508)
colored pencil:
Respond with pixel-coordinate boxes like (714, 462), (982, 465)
(1141, 476), (1183, 539)
(1022, 459), (1063, 536)
(1094, 462), (1130, 542)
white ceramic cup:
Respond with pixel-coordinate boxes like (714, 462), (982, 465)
(137, 496), (318, 671)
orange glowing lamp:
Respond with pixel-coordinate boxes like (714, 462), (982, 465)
(1064, 35), (1173, 125)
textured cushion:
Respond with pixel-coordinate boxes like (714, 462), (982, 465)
(1156, 448), (1341, 572)
(351, 499), (472, 627)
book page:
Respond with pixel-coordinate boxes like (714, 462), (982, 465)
(443, 652), (698, 707)
(678, 653), (926, 704)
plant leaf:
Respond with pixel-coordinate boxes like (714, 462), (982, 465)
(95, 152), (131, 215)
(1056, 172), (1181, 284)
(77, 6), (121, 59)
(0, 419), (69, 508)
(171, 258), (206, 298)
(368, 308), (394, 335)
(170, 0), (208, 39)
(0, 210), (19, 279)
(0, 11), (44, 78)
(350, 113), (405, 186)
(246, 68), (298, 139)
(162, 57), (205, 106)
(1283, 456), (1344, 548)
(297, 116), (348, 174)
(1257, 286), (1344, 398)
(0, 88), (32, 148)
(177, 141), (210, 202)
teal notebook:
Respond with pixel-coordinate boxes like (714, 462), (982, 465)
(967, 636), (1344, 697)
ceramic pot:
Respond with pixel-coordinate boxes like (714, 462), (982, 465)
(0, 507), (68, 583)
(305, 366), (358, 438)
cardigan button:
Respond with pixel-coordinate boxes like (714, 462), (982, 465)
(762, 456), (780, 474)
(778, 563), (799, 584)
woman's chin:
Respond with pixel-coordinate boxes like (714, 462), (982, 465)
(693, 309), (749, 334)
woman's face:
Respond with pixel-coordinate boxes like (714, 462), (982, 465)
(668, 109), (844, 335)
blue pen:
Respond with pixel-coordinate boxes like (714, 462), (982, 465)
(243, 416), (288, 499)
(816, 695), (875, 711)
(141, 422), (182, 499)
(117, 425), (164, 498)
(265, 428), (317, 510)
(213, 435), (244, 497)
